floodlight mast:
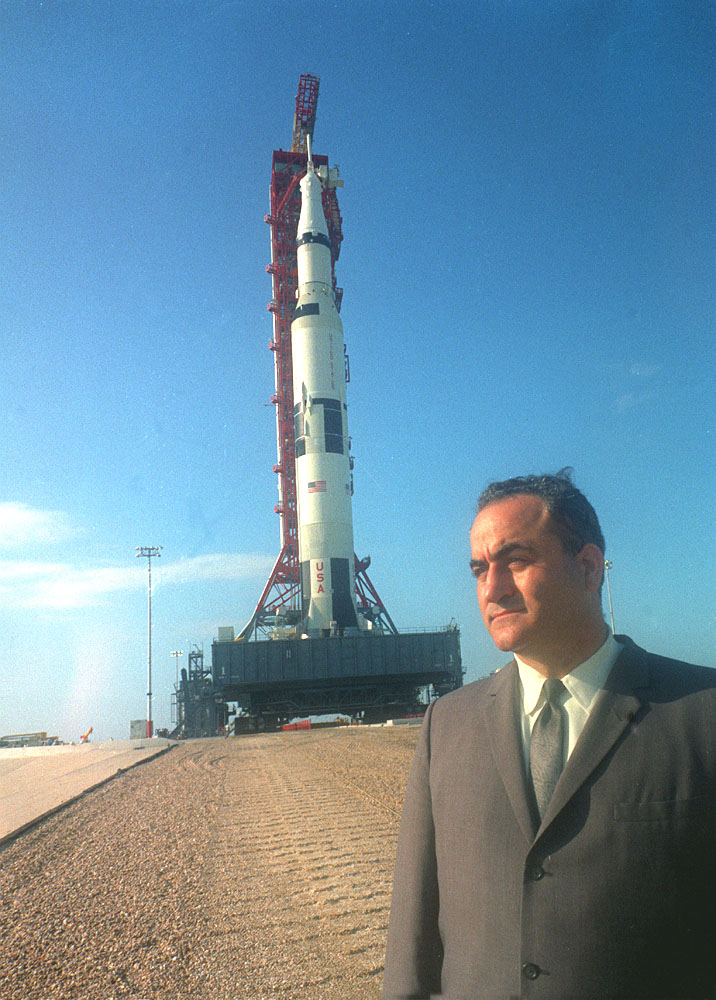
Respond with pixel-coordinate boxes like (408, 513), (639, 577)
(136, 546), (162, 737)
(171, 649), (184, 687)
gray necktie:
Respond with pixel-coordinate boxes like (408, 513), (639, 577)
(530, 678), (566, 819)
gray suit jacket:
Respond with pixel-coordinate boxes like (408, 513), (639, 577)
(382, 636), (716, 1000)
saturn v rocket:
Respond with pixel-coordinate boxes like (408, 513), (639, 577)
(291, 141), (361, 635)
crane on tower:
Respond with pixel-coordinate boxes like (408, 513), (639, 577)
(239, 74), (395, 640)
(291, 73), (319, 152)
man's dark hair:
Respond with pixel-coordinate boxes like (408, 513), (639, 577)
(477, 467), (605, 556)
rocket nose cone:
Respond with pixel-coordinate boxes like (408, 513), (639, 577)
(300, 168), (322, 200)
(298, 170), (329, 238)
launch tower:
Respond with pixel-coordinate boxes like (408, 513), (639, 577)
(240, 74), (394, 640)
(179, 76), (463, 733)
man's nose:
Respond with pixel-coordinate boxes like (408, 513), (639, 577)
(481, 564), (513, 603)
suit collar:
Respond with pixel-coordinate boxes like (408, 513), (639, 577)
(483, 663), (538, 845)
(538, 635), (650, 832)
(516, 631), (621, 717)
(484, 636), (652, 842)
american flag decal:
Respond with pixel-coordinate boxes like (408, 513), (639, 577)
(308, 480), (327, 493)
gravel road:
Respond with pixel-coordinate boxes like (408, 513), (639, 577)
(0, 726), (420, 1000)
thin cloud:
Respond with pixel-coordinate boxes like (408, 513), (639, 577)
(160, 553), (275, 585)
(0, 560), (68, 581)
(628, 362), (661, 379)
(0, 562), (141, 610)
(0, 503), (77, 548)
(0, 553), (274, 610)
(615, 390), (654, 413)
(27, 565), (142, 609)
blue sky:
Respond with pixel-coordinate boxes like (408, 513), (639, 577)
(2, 0), (714, 741)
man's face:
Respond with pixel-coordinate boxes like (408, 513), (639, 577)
(469, 494), (601, 668)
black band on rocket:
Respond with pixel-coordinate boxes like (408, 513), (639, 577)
(297, 232), (331, 249)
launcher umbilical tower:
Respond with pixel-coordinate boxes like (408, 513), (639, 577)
(239, 74), (395, 640)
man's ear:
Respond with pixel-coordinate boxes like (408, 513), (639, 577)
(577, 544), (604, 593)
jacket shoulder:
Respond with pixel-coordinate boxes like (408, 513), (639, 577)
(616, 635), (716, 699)
(428, 661), (514, 722)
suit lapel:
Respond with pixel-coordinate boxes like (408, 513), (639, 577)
(539, 637), (649, 832)
(483, 661), (538, 844)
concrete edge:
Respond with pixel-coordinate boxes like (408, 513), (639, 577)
(0, 741), (176, 851)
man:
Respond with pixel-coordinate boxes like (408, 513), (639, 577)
(383, 470), (716, 1000)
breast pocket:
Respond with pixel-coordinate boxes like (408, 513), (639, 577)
(613, 794), (714, 822)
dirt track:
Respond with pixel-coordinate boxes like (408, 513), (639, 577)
(0, 726), (420, 1000)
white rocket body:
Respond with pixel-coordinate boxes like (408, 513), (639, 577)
(291, 154), (359, 634)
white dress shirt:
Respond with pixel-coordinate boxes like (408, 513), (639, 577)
(516, 631), (622, 765)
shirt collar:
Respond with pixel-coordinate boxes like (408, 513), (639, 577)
(516, 631), (622, 718)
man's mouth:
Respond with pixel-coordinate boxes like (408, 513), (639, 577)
(489, 608), (523, 624)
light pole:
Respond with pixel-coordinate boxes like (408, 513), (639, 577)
(604, 559), (615, 634)
(136, 546), (162, 738)
(171, 649), (184, 687)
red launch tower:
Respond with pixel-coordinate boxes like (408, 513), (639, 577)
(239, 75), (395, 640)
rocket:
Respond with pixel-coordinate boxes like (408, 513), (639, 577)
(291, 140), (360, 635)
